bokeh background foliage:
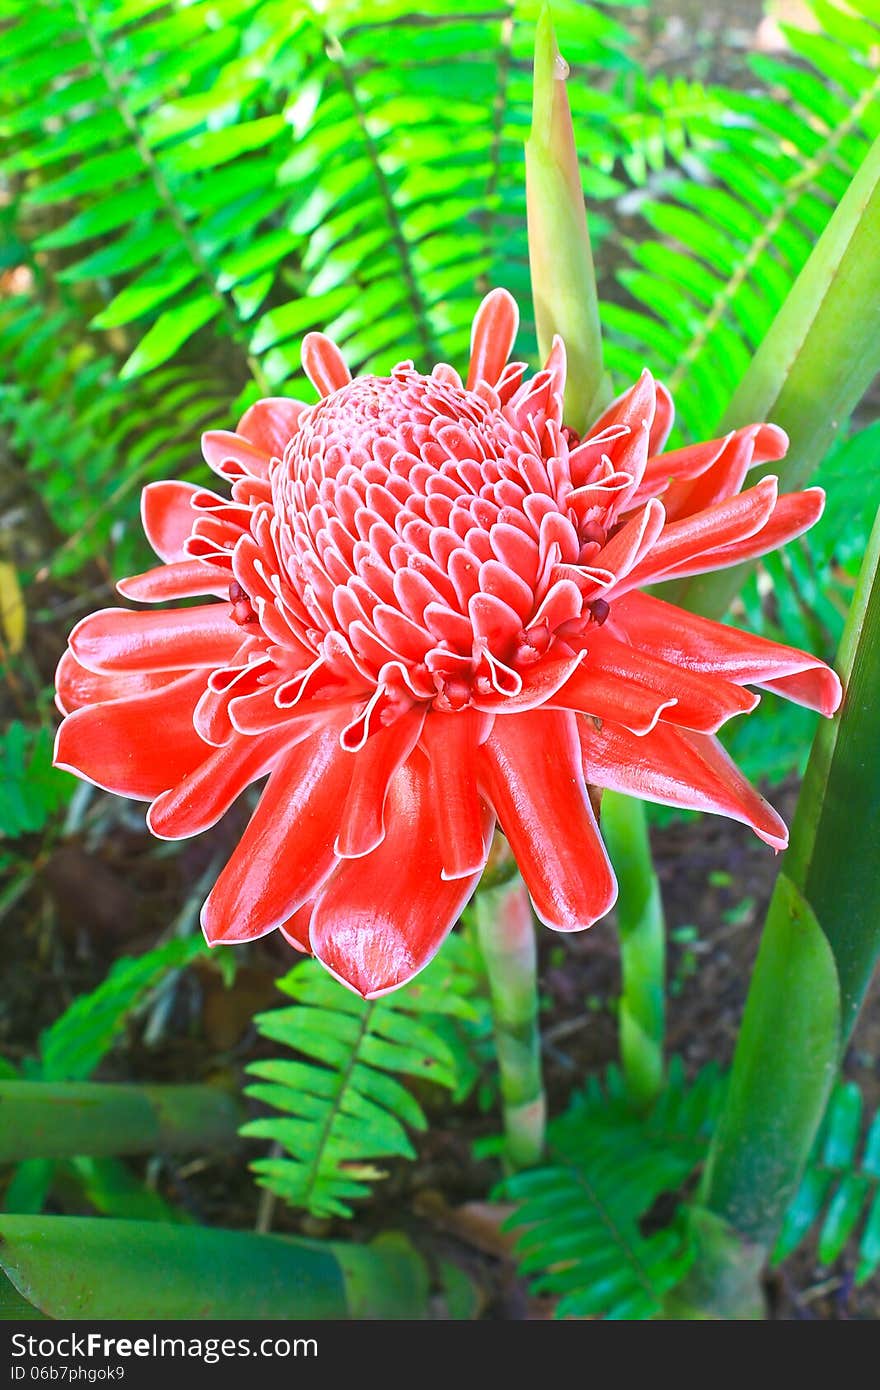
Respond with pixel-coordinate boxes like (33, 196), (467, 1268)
(3, 0), (879, 781)
(2, 0), (880, 1319)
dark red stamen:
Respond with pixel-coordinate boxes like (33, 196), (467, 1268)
(229, 580), (258, 626)
(589, 599), (610, 626)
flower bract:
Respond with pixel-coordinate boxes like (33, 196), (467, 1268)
(55, 290), (841, 996)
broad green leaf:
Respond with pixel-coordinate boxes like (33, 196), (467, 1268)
(700, 874), (840, 1246)
(0, 1216), (430, 1319)
(671, 130), (880, 618)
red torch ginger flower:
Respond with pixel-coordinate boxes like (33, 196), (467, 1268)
(54, 290), (841, 997)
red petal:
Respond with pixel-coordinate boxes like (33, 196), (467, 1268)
(55, 649), (179, 715)
(578, 719), (788, 850)
(757, 668), (842, 717)
(141, 481), (198, 562)
(237, 397), (306, 456)
(467, 288), (519, 390)
(662, 423), (787, 522)
(648, 381), (674, 455)
(591, 498), (665, 584)
(581, 629), (758, 733)
(54, 672), (207, 800)
(148, 726), (297, 839)
(309, 749), (492, 997)
(635, 435), (731, 504)
(70, 604), (242, 673)
(619, 476), (779, 591)
(657, 488), (825, 580)
(279, 903), (313, 954)
(201, 430), (271, 480)
(478, 709), (617, 931)
(117, 559), (228, 603)
(302, 333), (351, 397)
(588, 369), (656, 441)
(614, 591), (842, 715)
(335, 707), (426, 858)
(422, 711), (492, 878)
(473, 647), (586, 714)
(551, 661), (677, 735)
(200, 718), (352, 944)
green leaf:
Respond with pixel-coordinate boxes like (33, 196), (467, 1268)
(700, 875), (840, 1247)
(244, 938), (489, 1219)
(0, 1216), (430, 1319)
(69, 1157), (188, 1222)
(786, 506), (880, 1039)
(0, 1081), (239, 1162)
(39, 936), (209, 1081)
(501, 1061), (724, 1320)
(119, 295), (221, 378)
(670, 129), (880, 618)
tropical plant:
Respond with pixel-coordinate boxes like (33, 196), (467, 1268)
(2, 0), (880, 1328)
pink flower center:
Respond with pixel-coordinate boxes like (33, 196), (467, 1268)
(261, 364), (603, 726)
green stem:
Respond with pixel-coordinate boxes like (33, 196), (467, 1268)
(475, 874), (546, 1170)
(0, 1081), (241, 1161)
(0, 1215), (476, 1320)
(600, 792), (666, 1109)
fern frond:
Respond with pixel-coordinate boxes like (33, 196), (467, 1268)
(243, 933), (489, 1219)
(2, 0), (641, 404)
(604, 0), (880, 442)
(501, 1059), (725, 1319)
(0, 293), (226, 577)
(251, 0), (640, 391)
(1, 0), (302, 384)
(774, 1081), (880, 1286)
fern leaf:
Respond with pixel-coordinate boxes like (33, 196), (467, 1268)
(243, 933), (488, 1219)
(501, 1060), (725, 1319)
(605, 0), (880, 442)
(0, 294), (226, 577)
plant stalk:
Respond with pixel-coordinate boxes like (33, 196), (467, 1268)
(526, 2), (608, 425)
(600, 791), (666, 1109)
(0, 1216), (477, 1320)
(0, 1081), (241, 1161)
(475, 874), (546, 1170)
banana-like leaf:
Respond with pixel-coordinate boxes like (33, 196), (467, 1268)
(786, 504), (880, 1039)
(699, 874), (840, 1247)
(0, 1216), (436, 1320)
(695, 504), (880, 1278)
(667, 129), (880, 619)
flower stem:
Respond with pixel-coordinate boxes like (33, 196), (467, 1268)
(475, 873), (546, 1170)
(600, 792), (665, 1110)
